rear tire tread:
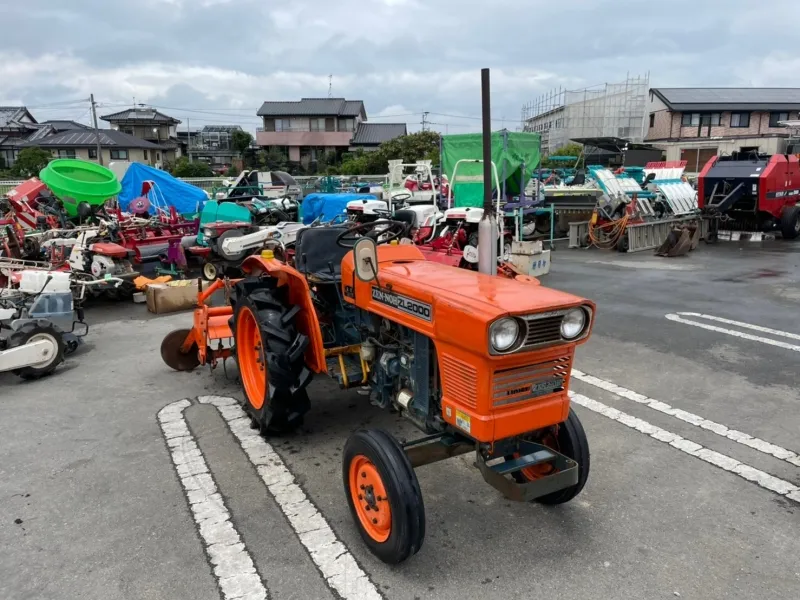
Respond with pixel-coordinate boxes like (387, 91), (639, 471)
(233, 277), (311, 434)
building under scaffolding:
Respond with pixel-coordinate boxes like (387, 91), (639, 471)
(521, 74), (649, 155)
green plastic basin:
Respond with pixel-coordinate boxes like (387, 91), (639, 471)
(39, 159), (122, 217)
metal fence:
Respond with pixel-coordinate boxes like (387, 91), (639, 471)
(0, 180), (24, 195)
(0, 174), (389, 197)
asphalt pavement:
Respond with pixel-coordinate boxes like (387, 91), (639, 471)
(1, 239), (799, 600)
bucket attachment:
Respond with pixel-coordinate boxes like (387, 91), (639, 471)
(655, 223), (700, 257)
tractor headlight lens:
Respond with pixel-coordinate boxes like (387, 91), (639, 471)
(490, 318), (520, 352)
(203, 227), (215, 237)
(560, 308), (587, 340)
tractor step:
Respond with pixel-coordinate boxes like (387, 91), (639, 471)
(477, 440), (579, 502)
(325, 354), (367, 388)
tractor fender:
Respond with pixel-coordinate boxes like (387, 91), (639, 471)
(240, 255), (327, 374)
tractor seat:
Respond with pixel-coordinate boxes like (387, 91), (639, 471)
(393, 209), (416, 228)
(294, 225), (351, 282)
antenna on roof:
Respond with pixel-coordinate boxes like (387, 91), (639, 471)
(328, 74), (333, 98)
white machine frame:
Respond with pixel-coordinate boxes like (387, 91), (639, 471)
(444, 158), (503, 255)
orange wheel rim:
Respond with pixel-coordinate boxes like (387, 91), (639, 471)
(518, 431), (559, 481)
(349, 455), (392, 542)
(237, 306), (267, 409)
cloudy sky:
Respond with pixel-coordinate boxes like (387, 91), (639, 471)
(2, 0), (797, 135)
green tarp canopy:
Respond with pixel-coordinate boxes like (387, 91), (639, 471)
(441, 130), (540, 208)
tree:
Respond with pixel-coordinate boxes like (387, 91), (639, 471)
(170, 156), (214, 178)
(225, 165), (240, 177)
(231, 130), (254, 158)
(339, 131), (441, 176)
(10, 147), (52, 178)
(541, 142), (584, 169)
(258, 148), (288, 172)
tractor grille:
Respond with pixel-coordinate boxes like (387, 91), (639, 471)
(440, 354), (478, 409)
(492, 353), (572, 408)
(521, 312), (565, 347)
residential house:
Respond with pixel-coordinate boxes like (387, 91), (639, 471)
(349, 123), (408, 152)
(100, 107), (182, 164)
(0, 106), (38, 168)
(645, 88), (800, 171)
(22, 129), (162, 166)
(186, 125), (243, 169)
(256, 98), (366, 166)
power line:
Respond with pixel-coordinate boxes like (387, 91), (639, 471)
(429, 111), (520, 123)
(25, 98), (90, 109)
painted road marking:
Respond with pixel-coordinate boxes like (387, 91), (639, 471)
(665, 313), (800, 352)
(161, 396), (383, 600)
(572, 370), (800, 468)
(158, 399), (268, 600)
(569, 392), (800, 504)
(677, 312), (800, 341)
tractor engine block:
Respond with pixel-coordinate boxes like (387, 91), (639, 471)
(359, 314), (441, 433)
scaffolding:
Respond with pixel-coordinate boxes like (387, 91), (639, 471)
(521, 74), (649, 155)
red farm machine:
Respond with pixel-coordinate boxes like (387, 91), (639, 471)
(698, 152), (800, 240)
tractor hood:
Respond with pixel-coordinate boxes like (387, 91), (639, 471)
(341, 245), (592, 353)
(381, 259), (581, 319)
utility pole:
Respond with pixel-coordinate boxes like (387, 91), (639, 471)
(421, 111), (429, 132)
(187, 119), (192, 161)
(90, 94), (104, 165)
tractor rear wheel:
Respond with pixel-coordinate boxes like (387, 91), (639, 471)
(513, 407), (590, 505)
(780, 206), (800, 240)
(343, 429), (425, 564)
(232, 277), (311, 435)
(11, 323), (65, 380)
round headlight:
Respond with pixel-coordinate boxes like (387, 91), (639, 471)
(560, 308), (587, 340)
(490, 318), (520, 352)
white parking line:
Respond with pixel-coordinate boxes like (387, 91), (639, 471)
(665, 313), (800, 352)
(195, 396), (383, 600)
(676, 312), (800, 341)
(158, 399), (268, 600)
(569, 392), (800, 504)
(572, 370), (800, 468)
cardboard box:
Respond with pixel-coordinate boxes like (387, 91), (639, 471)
(146, 280), (211, 314)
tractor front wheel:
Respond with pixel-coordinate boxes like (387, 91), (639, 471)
(513, 407), (590, 505)
(233, 278), (311, 435)
(343, 429), (425, 564)
(11, 323), (65, 380)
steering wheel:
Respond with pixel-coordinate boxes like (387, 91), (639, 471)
(392, 192), (413, 203)
(371, 208), (393, 218)
(336, 219), (408, 248)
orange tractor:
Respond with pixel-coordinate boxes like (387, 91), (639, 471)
(162, 219), (595, 564)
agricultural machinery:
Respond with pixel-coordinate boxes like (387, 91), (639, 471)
(698, 152), (800, 239)
(0, 270), (95, 380)
(162, 218), (594, 564)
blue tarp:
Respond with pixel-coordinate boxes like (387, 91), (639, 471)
(301, 193), (376, 224)
(118, 163), (208, 215)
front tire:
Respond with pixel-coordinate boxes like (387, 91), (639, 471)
(343, 429), (425, 564)
(513, 408), (590, 505)
(232, 277), (311, 435)
(11, 323), (65, 380)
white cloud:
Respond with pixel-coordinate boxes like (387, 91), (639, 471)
(1, 0), (798, 134)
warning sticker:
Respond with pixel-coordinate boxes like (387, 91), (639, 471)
(455, 410), (471, 434)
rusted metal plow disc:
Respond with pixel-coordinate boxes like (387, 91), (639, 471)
(160, 328), (201, 371)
